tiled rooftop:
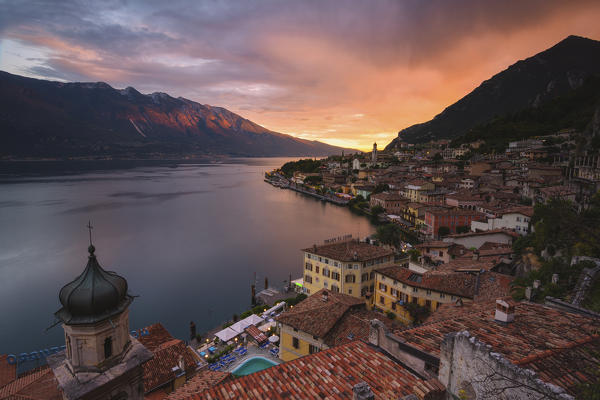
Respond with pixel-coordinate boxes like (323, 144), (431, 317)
(275, 289), (364, 338)
(140, 323), (200, 393)
(302, 240), (394, 262)
(376, 266), (512, 300)
(395, 301), (600, 388)
(191, 340), (423, 400)
(166, 370), (230, 400)
(446, 228), (519, 239)
(0, 355), (16, 389)
(0, 365), (61, 400)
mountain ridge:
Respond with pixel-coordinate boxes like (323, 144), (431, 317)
(386, 35), (600, 149)
(0, 71), (355, 158)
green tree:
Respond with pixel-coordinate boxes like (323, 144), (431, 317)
(375, 223), (403, 247)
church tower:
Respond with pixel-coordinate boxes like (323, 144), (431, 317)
(49, 232), (152, 400)
(372, 142), (378, 163)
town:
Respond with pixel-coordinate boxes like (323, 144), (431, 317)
(2, 131), (600, 400)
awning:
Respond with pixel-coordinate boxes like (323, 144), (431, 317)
(230, 314), (265, 334)
(215, 327), (238, 342)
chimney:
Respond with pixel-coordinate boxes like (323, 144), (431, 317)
(552, 274), (559, 284)
(494, 299), (515, 323)
(353, 251), (358, 261)
(472, 249), (480, 261)
(352, 382), (374, 400)
(322, 290), (329, 302)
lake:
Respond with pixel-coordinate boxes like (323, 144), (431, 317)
(0, 158), (374, 361)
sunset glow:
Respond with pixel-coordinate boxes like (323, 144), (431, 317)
(1, 0), (599, 150)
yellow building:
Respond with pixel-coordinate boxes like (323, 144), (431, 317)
(373, 266), (513, 325)
(276, 289), (394, 361)
(302, 240), (394, 298)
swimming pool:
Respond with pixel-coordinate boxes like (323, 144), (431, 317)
(231, 356), (278, 376)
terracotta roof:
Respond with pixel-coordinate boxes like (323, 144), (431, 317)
(302, 240), (393, 262)
(0, 356), (16, 389)
(370, 192), (405, 201)
(323, 309), (398, 347)
(244, 325), (268, 344)
(193, 341), (423, 400)
(416, 241), (452, 249)
(140, 324), (200, 393)
(447, 228), (519, 239)
(376, 266), (512, 300)
(0, 366), (61, 400)
(395, 301), (600, 373)
(165, 370), (230, 400)
(275, 289), (364, 338)
(498, 206), (534, 217)
(517, 337), (600, 397)
(138, 323), (176, 352)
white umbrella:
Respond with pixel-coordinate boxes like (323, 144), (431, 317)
(268, 335), (279, 343)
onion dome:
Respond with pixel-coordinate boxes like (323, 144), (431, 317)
(55, 245), (133, 325)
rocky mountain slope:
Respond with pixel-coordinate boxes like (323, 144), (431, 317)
(386, 35), (600, 148)
(0, 71), (354, 158)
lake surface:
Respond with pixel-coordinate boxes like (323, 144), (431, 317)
(0, 158), (374, 360)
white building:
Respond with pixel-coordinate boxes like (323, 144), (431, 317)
(471, 207), (533, 235)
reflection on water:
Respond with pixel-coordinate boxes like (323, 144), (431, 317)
(0, 158), (375, 355)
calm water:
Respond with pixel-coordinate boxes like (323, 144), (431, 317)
(0, 158), (374, 359)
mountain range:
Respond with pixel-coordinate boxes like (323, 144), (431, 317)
(0, 71), (354, 159)
(386, 35), (600, 149)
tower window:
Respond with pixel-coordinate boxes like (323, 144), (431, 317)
(104, 337), (113, 359)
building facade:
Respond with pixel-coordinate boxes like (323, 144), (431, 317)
(302, 240), (394, 298)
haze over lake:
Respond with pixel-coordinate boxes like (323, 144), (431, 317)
(0, 158), (374, 358)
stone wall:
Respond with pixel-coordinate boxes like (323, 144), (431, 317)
(438, 331), (573, 400)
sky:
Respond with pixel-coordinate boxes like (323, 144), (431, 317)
(1, 0), (600, 150)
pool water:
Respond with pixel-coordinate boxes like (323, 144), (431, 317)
(232, 356), (278, 376)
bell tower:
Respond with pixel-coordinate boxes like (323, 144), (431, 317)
(48, 225), (152, 400)
(372, 142), (378, 163)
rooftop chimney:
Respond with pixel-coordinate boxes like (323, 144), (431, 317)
(322, 290), (329, 302)
(353, 251), (358, 261)
(472, 249), (480, 261)
(494, 299), (515, 323)
(353, 382), (374, 400)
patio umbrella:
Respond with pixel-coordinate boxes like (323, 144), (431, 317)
(268, 335), (279, 343)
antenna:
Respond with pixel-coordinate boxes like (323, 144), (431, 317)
(87, 220), (94, 246)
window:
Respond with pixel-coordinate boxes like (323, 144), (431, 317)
(402, 284), (407, 289)
(401, 293), (408, 303)
(391, 302), (396, 310)
(292, 337), (299, 349)
(440, 293), (446, 299)
(331, 285), (340, 293)
(325, 259), (329, 264)
(370, 271), (375, 279)
(304, 275), (312, 284)
(425, 300), (432, 309)
(451, 296), (456, 300)
(347, 264), (353, 270)
(104, 337), (112, 359)
(305, 263), (312, 271)
(346, 274), (356, 283)
(315, 266), (320, 273)
(361, 287), (368, 296)
(319, 257), (322, 262)
(334, 261), (338, 267)
(361, 273), (369, 282)
(332, 272), (340, 281)
(322, 269), (330, 277)
(315, 277), (319, 283)
(390, 288), (398, 297)
(378, 283), (387, 291)
(323, 281), (328, 288)
(354, 264), (359, 270)
(412, 287), (418, 293)
(411, 297), (418, 304)
(379, 296), (385, 305)
(426, 289), (432, 295)
(439, 251), (444, 257)
(309, 344), (319, 354)
(306, 254), (311, 259)
(348, 289), (352, 295)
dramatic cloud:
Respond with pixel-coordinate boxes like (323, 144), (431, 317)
(1, 0), (600, 149)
